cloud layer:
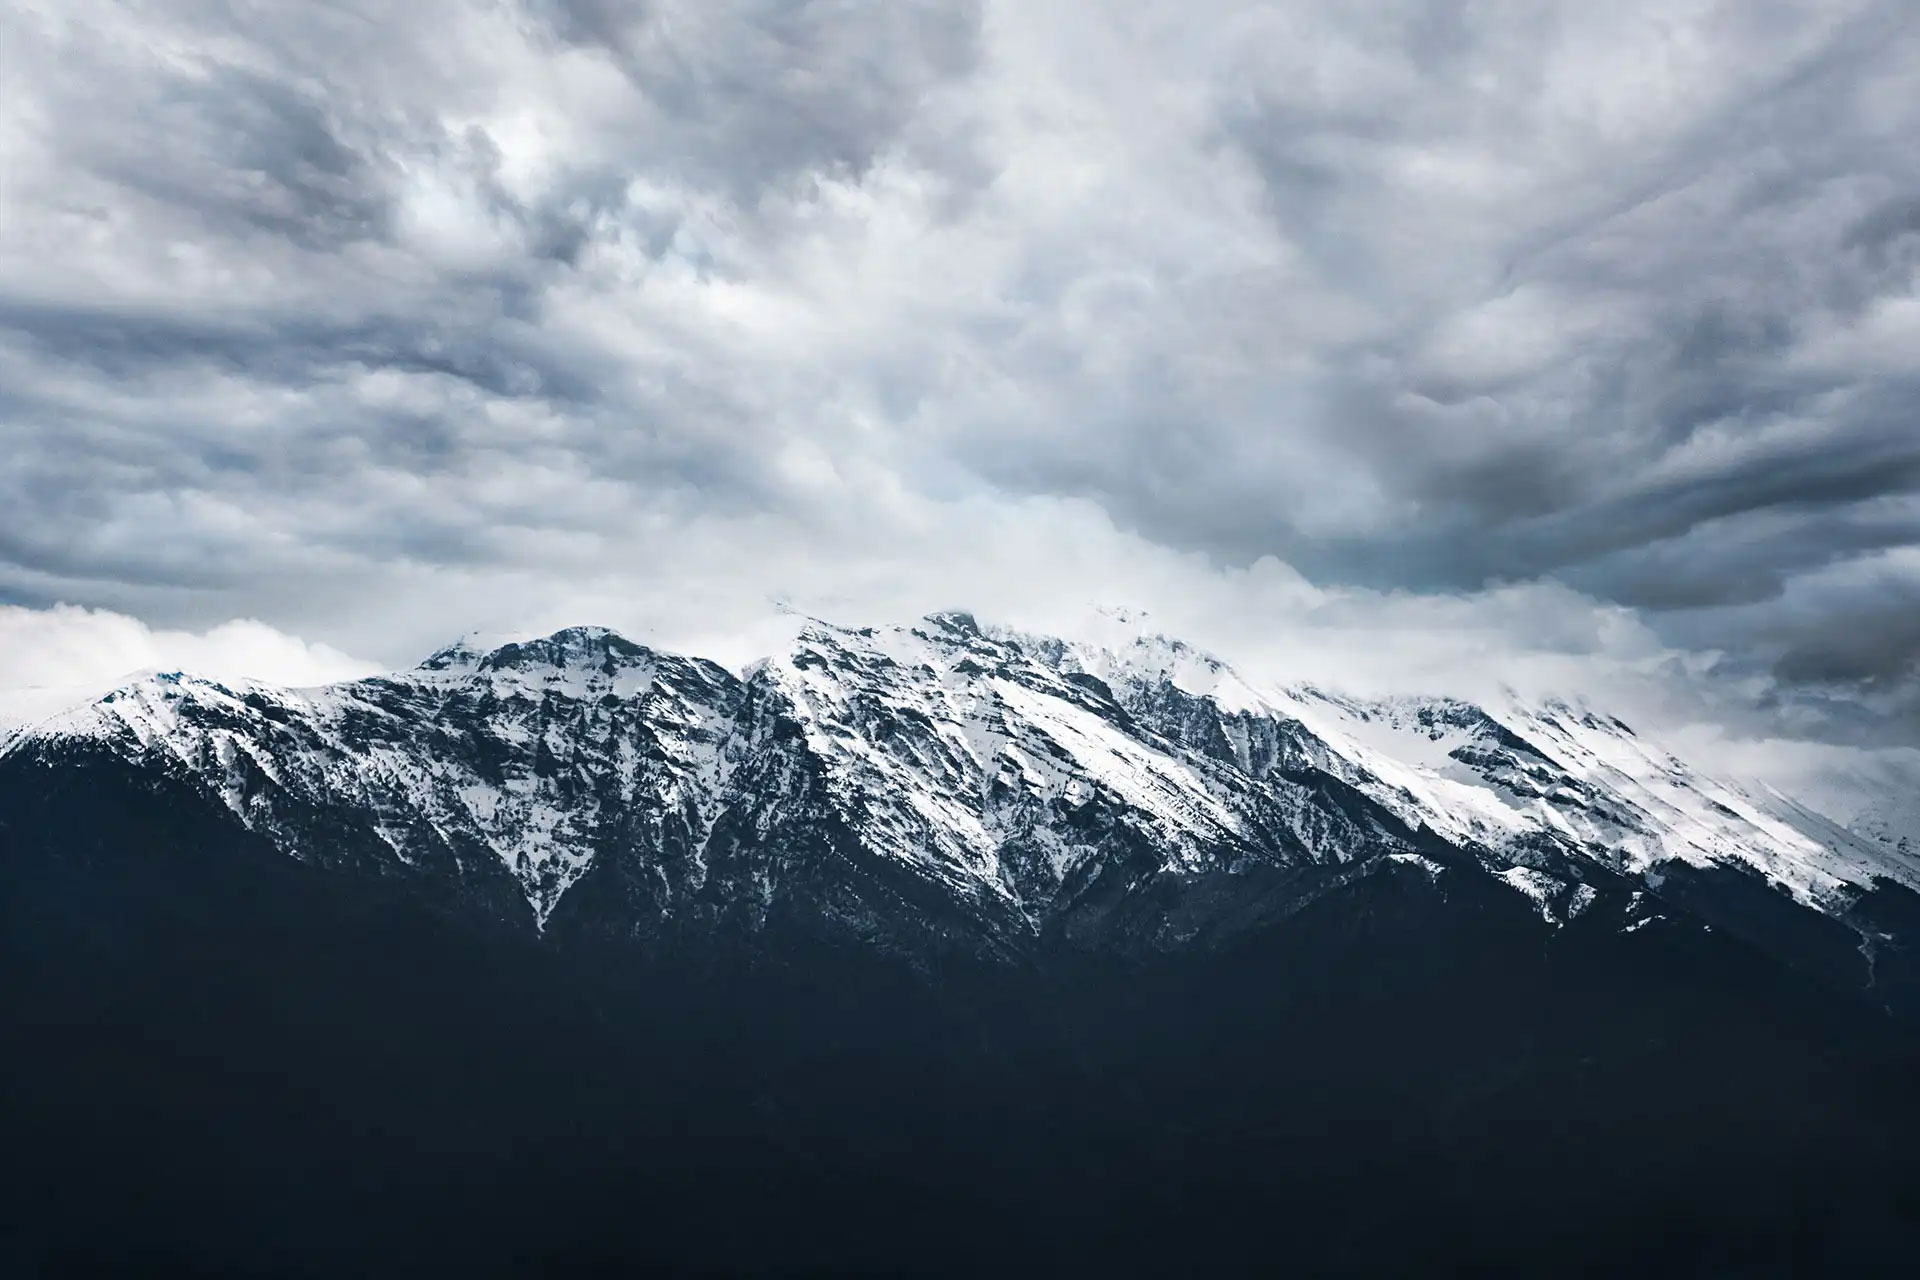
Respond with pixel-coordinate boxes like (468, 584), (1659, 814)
(1, 1), (1917, 746)
(0, 604), (374, 696)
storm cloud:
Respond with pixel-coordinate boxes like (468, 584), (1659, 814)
(0, 0), (1917, 749)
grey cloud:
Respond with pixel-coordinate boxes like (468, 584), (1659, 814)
(0, 297), (602, 403)
(0, 0), (990, 599)
(528, 0), (986, 198)
(1776, 607), (1920, 687)
(1566, 502), (1920, 614)
(1843, 195), (1920, 264)
(0, 0), (1917, 747)
(117, 67), (394, 251)
(35, 37), (399, 254)
(938, 1), (1920, 724)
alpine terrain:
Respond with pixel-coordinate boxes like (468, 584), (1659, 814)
(5, 612), (1920, 1274)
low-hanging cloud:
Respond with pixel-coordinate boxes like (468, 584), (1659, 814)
(0, 604), (376, 696)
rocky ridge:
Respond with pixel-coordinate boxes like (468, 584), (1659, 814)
(7, 611), (1918, 967)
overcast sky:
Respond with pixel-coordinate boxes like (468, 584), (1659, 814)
(2, 0), (1918, 757)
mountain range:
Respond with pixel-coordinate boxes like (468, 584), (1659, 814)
(6, 610), (1919, 985)
(5, 611), (1920, 1274)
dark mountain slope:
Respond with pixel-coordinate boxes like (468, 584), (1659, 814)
(5, 748), (1920, 1276)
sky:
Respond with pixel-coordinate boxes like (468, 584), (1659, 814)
(2, 0), (1918, 775)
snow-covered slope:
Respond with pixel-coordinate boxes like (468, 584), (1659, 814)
(15, 629), (750, 927)
(0, 680), (128, 751)
(7, 613), (1917, 959)
(746, 613), (1421, 922)
(1011, 623), (1920, 914)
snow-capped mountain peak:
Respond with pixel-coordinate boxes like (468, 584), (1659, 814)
(6, 615), (1918, 958)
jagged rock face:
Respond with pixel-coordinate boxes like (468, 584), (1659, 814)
(745, 614), (1434, 947)
(7, 613), (1920, 968)
(15, 628), (753, 931)
(1037, 630), (1920, 906)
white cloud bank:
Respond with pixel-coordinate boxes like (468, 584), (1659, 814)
(0, 604), (377, 698)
